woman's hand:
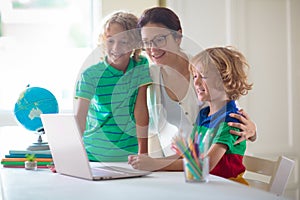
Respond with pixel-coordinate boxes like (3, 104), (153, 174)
(228, 109), (257, 145)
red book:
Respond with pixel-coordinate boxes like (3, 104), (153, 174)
(2, 165), (49, 169)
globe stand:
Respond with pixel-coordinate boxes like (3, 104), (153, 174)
(27, 128), (50, 151)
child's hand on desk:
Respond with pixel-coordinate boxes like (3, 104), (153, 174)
(128, 154), (159, 171)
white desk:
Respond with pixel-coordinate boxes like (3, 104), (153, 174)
(0, 162), (287, 200)
(0, 126), (289, 200)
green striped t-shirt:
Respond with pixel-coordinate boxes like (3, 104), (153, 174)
(75, 56), (152, 162)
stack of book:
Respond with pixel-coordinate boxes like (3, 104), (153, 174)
(1, 149), (53, 169)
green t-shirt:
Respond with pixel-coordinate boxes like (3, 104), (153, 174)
(191, 100), (246, 179)
(75, 56), (152, 161)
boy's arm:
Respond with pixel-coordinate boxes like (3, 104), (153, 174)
(206, 143), (227, 171)
(74, 98), (90, 137)
(128, 154), (183, 171)
(134, 85), (149, 154)
(128, 145), (227, 172)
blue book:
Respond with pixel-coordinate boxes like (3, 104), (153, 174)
(8, 149), (51, 155)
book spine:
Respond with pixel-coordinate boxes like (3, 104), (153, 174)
(5, 154), (52, 158)
(1, 161), (52, 166)
(2, 165), (49, 169)
(1, 158), (53, 162)
(9, 150), (51, 155)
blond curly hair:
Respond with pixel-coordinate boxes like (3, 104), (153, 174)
(190, 46), (253, 100)
(98, 11), (141, 62)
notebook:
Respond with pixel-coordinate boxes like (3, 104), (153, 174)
(40, 113), (151, 181)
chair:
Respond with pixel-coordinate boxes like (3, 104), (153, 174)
(243, 154), (295, 196)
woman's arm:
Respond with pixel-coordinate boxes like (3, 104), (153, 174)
(134, 85), (150, 154)
(228, 109), (257, 144)
(74, 98), (90, 137)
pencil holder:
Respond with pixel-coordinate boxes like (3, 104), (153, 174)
(183, 156), (209, 183)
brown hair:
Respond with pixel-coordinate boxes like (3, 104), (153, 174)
(98, 11), (141, 61)
(137, 7), (182, 39)
(190, 46), (253, 100)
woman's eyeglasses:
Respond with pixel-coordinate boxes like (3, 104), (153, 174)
(141, 33), (173, 49)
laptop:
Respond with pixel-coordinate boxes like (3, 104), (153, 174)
(40, 113), (151, 181)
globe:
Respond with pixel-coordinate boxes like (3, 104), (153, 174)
(14, 86), (59, 150)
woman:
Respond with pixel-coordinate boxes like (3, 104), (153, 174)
(128, 7), (256, 171)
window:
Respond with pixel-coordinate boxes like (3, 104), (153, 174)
(0, 0), (95, 125)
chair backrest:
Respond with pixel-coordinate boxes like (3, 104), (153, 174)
(243, 155), (295, 196)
